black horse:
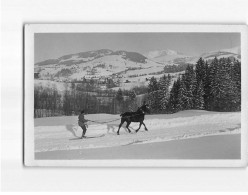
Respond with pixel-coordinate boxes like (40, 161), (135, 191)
(117, 103), (150, 135)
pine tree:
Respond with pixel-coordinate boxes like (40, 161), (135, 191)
(232, 60), (241, 110)
(158, 74), (171, 111)
(195, 58), (210, 106)
(209, 57), (222, 110)
(208, 57), (219, 110)
(219, 58), (239, 111)
(209, 58), (238, 111)
(190, 70), (198, 108)
(147, 77), (160, 112)
(168, 82), (176, 111)
(195, 57), (207, 84)
(148, 76), (159, 92)
(203, 61), (211, 109)
(195, 80), (205, 109)
(185, 65), (197, 109)
(178, 75), (190, 110)
(169, 78), (180, 112)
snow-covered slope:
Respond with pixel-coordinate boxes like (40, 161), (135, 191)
(35, 49), (165, 89)
(145, 49), (197, 65)
(34, 110), (240, 156)
(200, 46), (241, 61)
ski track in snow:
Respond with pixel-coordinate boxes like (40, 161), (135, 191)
(34, 111), (241, 152)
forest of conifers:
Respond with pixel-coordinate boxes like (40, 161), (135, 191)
(34, 57), (241, 118)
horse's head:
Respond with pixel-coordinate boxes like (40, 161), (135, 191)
(139, 104), (151, 114)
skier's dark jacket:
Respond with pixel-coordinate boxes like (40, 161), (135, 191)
(78, 114), (87, 126)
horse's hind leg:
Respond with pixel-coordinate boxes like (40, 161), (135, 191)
(117, 119), (125, 135)
(126, 121), (132, 133)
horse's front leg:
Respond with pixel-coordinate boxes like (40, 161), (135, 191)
(142, 122), (148, 131)
(117, 119), (125, 135)
(136, 122), (142, 133)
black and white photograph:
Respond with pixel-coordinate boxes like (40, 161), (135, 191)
(3, 0), (248, 192)
(24, 24), (248, 167)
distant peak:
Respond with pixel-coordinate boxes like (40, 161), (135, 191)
(206, 46), (241, 55)
(146, 49), (183, 59)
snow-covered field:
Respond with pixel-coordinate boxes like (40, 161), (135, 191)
(34, 110), (241, 159)
(35, 79), (71, 91)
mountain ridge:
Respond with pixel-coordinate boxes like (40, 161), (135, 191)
(36, 46), (240, 67)
(35, 49), (147, 66)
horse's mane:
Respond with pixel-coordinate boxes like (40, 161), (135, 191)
(137, 105), (146, 114)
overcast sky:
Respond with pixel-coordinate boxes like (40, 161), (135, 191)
(35, 33), (240, 63)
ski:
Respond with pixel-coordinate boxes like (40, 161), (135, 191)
(83, 134), (105, 139)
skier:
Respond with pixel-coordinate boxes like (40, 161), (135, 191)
(78, 110), (89, 139)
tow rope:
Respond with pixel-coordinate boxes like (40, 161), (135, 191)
(87, 111), (145, 125)
(87, 118), (120, 124)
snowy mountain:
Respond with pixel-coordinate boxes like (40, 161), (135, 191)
(145, 46), (241, 65)
(200, 46), (241, 61)
(146, 49), (181, 58)
(145, 49), (196, 65)
(220, 46), (241, 54)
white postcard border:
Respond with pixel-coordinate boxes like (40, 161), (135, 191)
(25, 24), (248, 167)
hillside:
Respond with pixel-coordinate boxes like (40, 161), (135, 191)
(34, 47), (241, 91)
(35, 49), (166, 90)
